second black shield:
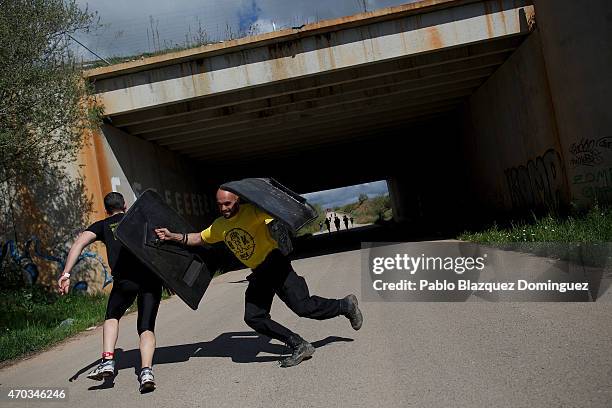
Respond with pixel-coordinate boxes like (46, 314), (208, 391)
(220, 178), (317, 234)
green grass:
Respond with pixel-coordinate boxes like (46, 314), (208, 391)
(458, 204), (612, 244)
(0, 285), (173, 363)
(0, 287), (109, 362)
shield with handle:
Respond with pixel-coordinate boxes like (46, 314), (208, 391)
(116, 189), (213, 310)
(220, 178), (317, 235)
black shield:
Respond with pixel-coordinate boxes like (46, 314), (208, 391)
(220, 178), (317, 234)
(115, 189), (212, 310)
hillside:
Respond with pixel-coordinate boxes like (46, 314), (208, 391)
(336, 194), (392, 224)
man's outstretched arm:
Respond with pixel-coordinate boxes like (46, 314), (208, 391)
(58, 231), (97, 295)
(154, 228), (204, 246)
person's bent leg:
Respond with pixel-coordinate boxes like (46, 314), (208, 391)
(244, 273), (296, 344)
(244, 271), (315, 368)
(87, 280), (137, 380)
(272, 256), (346, 319)
(105, 279), (139, 345)
(280, 270), (346, 319)
(271, 252), (363, 330)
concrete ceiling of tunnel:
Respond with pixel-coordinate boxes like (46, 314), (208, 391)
(103, 35), (524, 165)
(88, 0), (533, 170)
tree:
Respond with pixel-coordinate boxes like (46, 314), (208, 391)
(358, 193), (369, 204)
(0, 0), (100, 185)
(0, 0), (100, 282)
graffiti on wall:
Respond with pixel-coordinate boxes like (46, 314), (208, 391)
(0, 237), (112, 291)
(572, 167), (612, 202)
(598, 137), (612, 151)
(504, 149), (565, 211)
(568, 137), (612, 203)
(132, 181), (213, 218)
(569, 137), (608, 168)
(109, 177), (214, 222)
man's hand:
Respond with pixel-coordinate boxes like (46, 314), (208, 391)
(58, 275), (70, 295)
(59, 231), (96, 296)
(155, 227), (178, 242)
(155, 228), (204, 246)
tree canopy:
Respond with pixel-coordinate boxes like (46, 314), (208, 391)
(0, 0), (100, 185)
(0, 0), (100, 259)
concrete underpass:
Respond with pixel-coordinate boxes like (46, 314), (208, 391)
(76, 0), (611, 278)
(79, 0), (611, 246)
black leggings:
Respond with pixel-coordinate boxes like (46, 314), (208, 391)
(244, 250), (347, 343)
(105, 276), (162, 335)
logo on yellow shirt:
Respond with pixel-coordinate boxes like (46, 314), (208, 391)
(225, 228), (255, 261)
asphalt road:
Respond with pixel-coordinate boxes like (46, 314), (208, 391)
(1, 244), (611, 407)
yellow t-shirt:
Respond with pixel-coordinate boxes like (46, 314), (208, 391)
(200, 203), (278, 269)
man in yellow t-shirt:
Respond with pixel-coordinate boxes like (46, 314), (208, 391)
(155, 188), (363, 367)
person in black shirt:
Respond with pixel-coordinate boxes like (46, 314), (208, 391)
(57, 192), (161, 393)
(324, 217), (331, 234)
(334, 215), (341, 231)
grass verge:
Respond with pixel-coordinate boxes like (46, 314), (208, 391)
(458, 204), (612, 243)
(0, 285), (172, 363)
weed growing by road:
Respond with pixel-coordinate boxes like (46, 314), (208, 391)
(459, 204), (612, 243)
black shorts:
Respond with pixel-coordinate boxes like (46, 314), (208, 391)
(105, 272), (163, 335)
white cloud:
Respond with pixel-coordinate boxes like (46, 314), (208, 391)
(241, 18), (276, 36)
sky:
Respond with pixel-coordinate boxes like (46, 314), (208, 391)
(302, 180), (389, 209)
(73, 0), (418, 60)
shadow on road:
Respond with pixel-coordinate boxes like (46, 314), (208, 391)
(69, 332), (353, 386)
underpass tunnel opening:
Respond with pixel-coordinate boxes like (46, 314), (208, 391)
(298, 179), (394, 235)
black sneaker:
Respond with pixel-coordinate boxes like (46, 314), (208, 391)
(279, 335), (315, 368)
(344, 294), (363, 330)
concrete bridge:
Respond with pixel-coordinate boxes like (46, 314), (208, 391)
(78, 0), (611, 248)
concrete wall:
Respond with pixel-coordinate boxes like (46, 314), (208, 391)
(533, 0), (612, 207)
(96, 124), (216, 226)
(463, 0), (612, 212)
(461, 30), (570, 216)
(461, 0), (612, 216)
